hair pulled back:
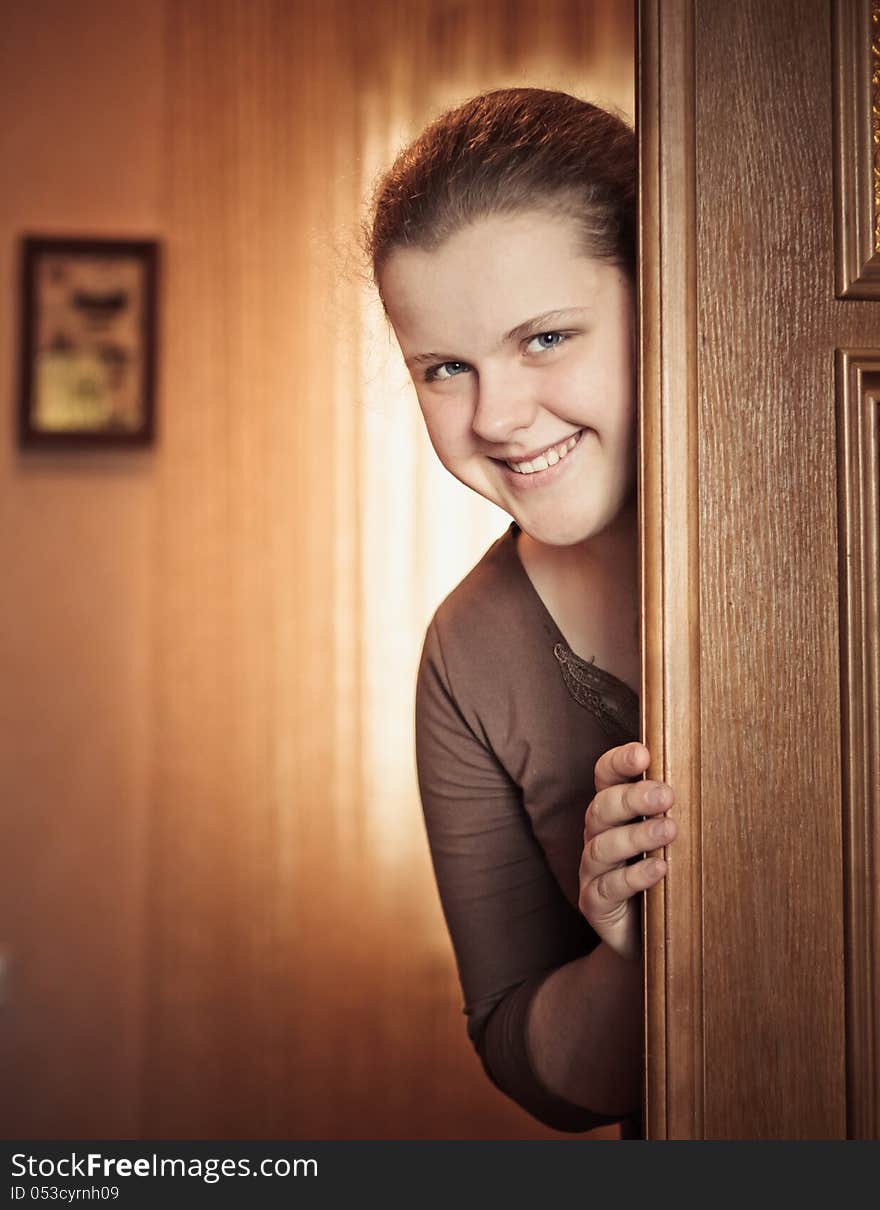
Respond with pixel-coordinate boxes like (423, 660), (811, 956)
(366, 87), (635, 303)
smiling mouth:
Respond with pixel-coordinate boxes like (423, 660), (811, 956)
(501, 429), (585, 475)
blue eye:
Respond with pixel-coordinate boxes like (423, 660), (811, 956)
(424, 360), (469, 383)
(526, 331), (568, 353)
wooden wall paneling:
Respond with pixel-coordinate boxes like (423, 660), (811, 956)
(836, 349), (880, 1139)
(832, 0), (880, 298)
(637, 0), (704, 1141)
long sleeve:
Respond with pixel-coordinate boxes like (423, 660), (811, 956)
(415, 615), (624, 1133)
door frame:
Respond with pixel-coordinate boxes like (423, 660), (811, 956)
(637, 0), (702, 1140)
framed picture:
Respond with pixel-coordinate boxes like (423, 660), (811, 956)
(18, 236), (158, 447)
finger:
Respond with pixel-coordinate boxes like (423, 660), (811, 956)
(583, 855), (668, 913)
(582, 813), (676, 878)
(585, 776), (673, 840)
(594, 741), (649, 793)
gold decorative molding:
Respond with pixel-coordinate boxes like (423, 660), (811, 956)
(834, 0), (880, 296)
(836, 349), (880, 1139)
(873, 3), (880, 249)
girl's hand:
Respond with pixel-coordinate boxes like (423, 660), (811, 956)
(578, 741), (676, 962)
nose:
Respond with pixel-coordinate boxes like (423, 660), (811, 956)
(470, 366), (540, 445)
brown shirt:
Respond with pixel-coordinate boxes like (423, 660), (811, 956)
(415, 521), (640, 1133)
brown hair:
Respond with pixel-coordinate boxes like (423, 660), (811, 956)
(365, 87), (635, 303)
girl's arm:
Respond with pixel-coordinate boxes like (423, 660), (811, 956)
(528, 741), (675, 1114)
(416, 616), (633, 1131)
(527, 941), (642, 1115)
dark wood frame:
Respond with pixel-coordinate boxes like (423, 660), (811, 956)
(18, 236), (159, 448)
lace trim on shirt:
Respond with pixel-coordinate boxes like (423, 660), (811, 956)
(552, 642), (640, 740)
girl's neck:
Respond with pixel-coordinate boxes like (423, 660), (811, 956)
(518, 495), (638, 594)
(515, 496), (640, 694)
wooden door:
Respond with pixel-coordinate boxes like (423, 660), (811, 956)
(639, 0), (879, 1139)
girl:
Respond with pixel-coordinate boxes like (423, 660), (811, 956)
(365, 88), (677, 1136)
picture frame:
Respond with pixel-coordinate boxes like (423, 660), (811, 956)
(18, 236), (159, 447)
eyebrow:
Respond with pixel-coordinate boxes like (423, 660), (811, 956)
(403, 307), (591, 369)
(504, 307), (591, 345)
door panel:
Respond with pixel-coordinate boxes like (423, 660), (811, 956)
(640, 0), (879, 1138)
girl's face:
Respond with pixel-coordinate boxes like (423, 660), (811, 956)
(380, 209), (636, 548)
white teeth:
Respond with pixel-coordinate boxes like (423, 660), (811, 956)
(506, 431), (582, 474)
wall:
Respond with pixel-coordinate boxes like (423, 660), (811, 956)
(0, 0), (163, 1135)
(0, 0), (633, 1138)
